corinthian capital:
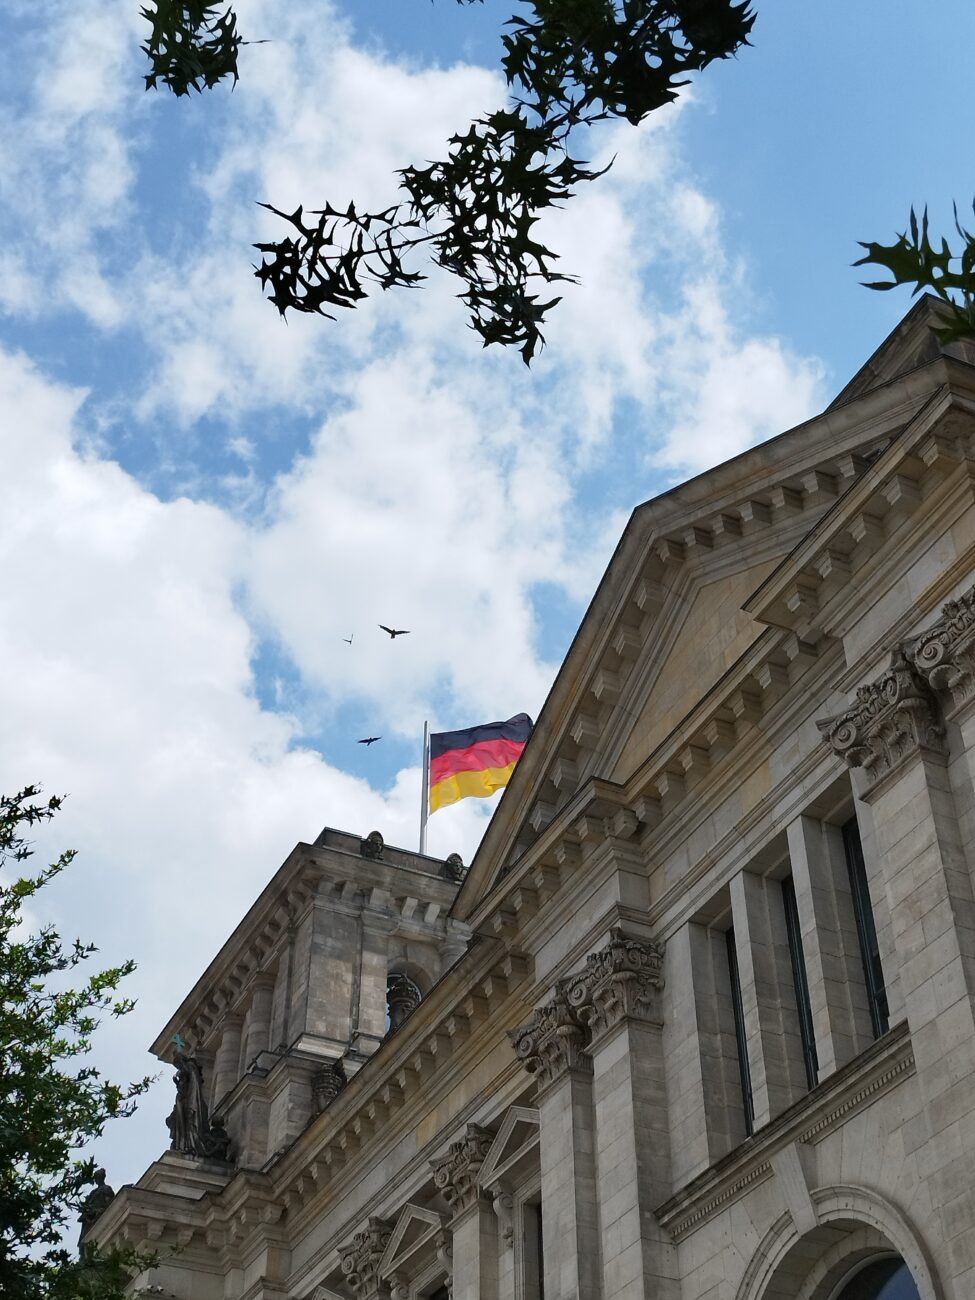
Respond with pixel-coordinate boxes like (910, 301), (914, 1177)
(817, 647), (945, 787)
(507, 982), (588, 1085)
(430, 1123), (494, 1215)
(908, 581), (975, 712)
(339, 1218), (394, 1297)
(569, 928), (665, 1037)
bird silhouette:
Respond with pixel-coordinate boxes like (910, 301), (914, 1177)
(342, 634), (354, 645)
(379, 625), (410, 638)
(358, 736), (382, 746)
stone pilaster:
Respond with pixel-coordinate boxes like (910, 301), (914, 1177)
(212, 1015), (243, 1107)
(509, 985), (601, 1300)
(339, 1218), (394, 1300)
(243, 975), (275, 1070)
(572, 930), (677, 1300)
(820, 645), (975, 1248)
(729, 871), (808, 1125)
(786, 814), (875, 1077)
(431, 1124), (494, 1300)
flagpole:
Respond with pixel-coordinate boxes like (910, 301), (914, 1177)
(419, 720), (430, 855)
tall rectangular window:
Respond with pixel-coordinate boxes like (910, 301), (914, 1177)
(842, 816), (889, 1038)
(781, 874), (819, 1089)
(725, 927), (754, 1136)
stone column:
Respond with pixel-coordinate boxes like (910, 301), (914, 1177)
(243, 975), (275, 1070)
(572, 930), (679, 1300)
(509, 986), (601, 1300)
(339, 1218), (394, 1300)
(786, 813), (875, 1077)
(431, 1123), (496, 1300)
(212, 1015), (243, 1107)
(820, 645), (975, 1225)
(729, 870), (808, 1126)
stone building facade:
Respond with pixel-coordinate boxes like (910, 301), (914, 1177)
(92, 298), (975, 1298)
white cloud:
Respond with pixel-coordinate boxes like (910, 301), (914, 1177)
(0, 0), (831, 1201)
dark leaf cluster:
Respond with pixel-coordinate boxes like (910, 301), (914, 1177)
(145, 0), (754, 361)
(0, 787), (154, 1299)
(856, 204), (975, 345)
(141, 0), (241, 96)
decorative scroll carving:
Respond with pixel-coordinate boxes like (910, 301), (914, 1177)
(491, 1187), (516, 1248)
(431, 1123), (494, 1214)
(340, 1218), (394, 1297)
(507, 981), (588, 1085)
(312, 1058), (346, 1113)
(817, 647), (945, 785)
(909, 581), (975, 712)
(569, 927), (665, 1037)
(508, 931), (665, 1082)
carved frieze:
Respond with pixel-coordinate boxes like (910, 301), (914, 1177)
(817, 647), (945, 785)
(431, 1123), (494, 1215)
(909, 580), (975, 712)
(339, 1218), (394, 1297)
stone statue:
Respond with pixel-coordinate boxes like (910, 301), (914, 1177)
(78, 1167), (115, 1251)
(165, 1051), (233, 1162)
(166, 1050), (210, 1155)
(386, 973), (422, 1032)
(360, 830), (384, 860)
(444, 852), (466, 883)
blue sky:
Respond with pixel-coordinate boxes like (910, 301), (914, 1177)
(1, 0), (972, 1191)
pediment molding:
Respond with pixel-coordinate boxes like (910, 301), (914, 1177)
(478, 1106), (540, 1192)
(378, 1202), (450, 1281)
(456, 363), (945, 922)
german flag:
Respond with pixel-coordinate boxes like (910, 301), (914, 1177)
(429, 714), (533, 813)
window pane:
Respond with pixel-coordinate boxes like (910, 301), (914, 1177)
(842, 817), (889, 1037)
(781, 875), (819, 1088)
(835, 1256), (921, 1299)
(725, 928), (754, 1135)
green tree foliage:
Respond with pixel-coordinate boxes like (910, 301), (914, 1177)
(0, 786), (153, 1299)
(857, 204), (975, 344)
(141, 1), (755, 361)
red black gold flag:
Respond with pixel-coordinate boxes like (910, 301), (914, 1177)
(429, 714), (533, 813)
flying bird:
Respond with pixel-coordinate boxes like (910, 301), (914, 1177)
(379, 625), (410, 638)
(358, 736), (382, 746)
(342, 634), (354, 645)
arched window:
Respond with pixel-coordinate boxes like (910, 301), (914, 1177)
(832, 1256), (921, 1300)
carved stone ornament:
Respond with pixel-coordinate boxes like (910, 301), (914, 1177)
(508, 931), (666, 1082)
(339, 1218), (394, 1297)
(311, 1058), (346, 1113)
(431, 1122), (494, 1215)
(817, 646), (946, 786)
(507, 981), (589, 1085)
(386, 974), (422, 1032)
(908, 580), (975, 712)
(360, 830), (385, 860)
(568, 927), (665, 1037)
(444, 852), (466, 883)
(491, 1187), (516, 1249)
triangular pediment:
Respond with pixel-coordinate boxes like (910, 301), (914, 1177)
(378, 1203), (449, 1280)
(479, 1106), (539, 1190)
(453, 302), (970, 921)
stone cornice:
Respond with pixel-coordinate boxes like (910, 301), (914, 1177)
(655, 1021), (914, 1241)
(817, 646), (946, 789)
(455, 361), (950, 922)
(745, 384), (975, 642)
